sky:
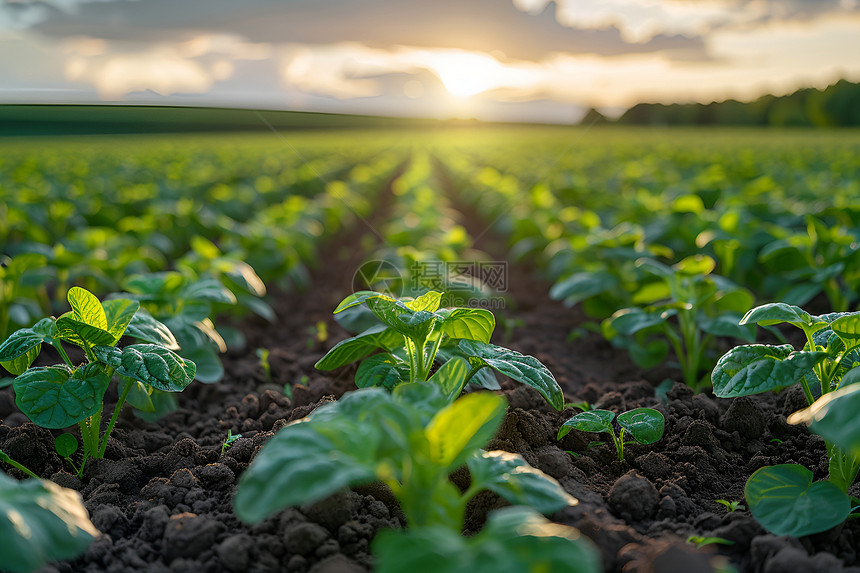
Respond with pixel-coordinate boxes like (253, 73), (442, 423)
(1, 0), (859, 123)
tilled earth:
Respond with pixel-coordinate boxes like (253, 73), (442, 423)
(2, 222), (859, 573)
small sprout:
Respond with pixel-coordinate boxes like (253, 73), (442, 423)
(557, 407), (665, 461)
(564, 450), (581, 458)
(256, 348), (271, 382)
(315, 321), (328, 343)
(715, 499), (745, 512)
(221, 430), (242, 457)
(686, 536), (734, 549)
(769, 438), (783, 445)
(563, 401), (592, 412)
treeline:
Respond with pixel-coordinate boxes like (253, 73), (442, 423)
(615, 79), (860, 127)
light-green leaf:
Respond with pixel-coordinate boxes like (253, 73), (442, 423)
(404, 291), (443, 313)
(830, 314), (860, 349)
(101, 298), (140, 343)
(437, 308), (495, 343)
(466, 450), (577, 514)
(557, 409), (615, 440)
(460, 340), (563, 410)
(617, 408), (665, 445)
(0, 472), (98, 573)
(711, 344), (828, 398)
(55, 314), (116, 348)
(428, 357), (469, 402)
(67, 287), (107, 330)
(92, 344), (195, 392)
(745, 464), (850, 537)
(13, 364), (110, 429)
(425, 392), (507, 468)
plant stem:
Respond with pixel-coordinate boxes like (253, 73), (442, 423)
(0, 450), (39, 479)
(52, 342), (74, 369)
(799, 376), (815, 406)
(613, 429), (626, 461)
(424, 335), (444, 380)
(98, 374), (130, 458)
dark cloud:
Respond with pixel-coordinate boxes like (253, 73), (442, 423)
(28, 0), (706, 60)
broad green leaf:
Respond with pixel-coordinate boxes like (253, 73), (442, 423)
(124, 311), (180, 350)
(373, 506), (600, 573)
(435, 345), (500, 390)
(460, 340), (563, 410)
(617, 408), (665, 444)
(66, 287), (107, 330)
(830, 314), (860, 348)
(787, 384), (860, 455)
(236, 293), (275, 322)
(233, 390), (390, 523)
(636, 258), (673, 279)
(466, 450), (577, 514)
(133, 389), (178, 422)
(557, 410), (615, 440)
(356, 354), (409, 389)
(425, 392), (506, 468)
(54, 433), (78, 458)
(181, 278), (236, 304)
(101, 298), (140, 343)
(0, 472), (98, 573)
(333, 290), (386, 313)
(740, 303), (827, 332)
(0, 328), (44, 362)
(437, 308), (495, 343)
(92, 344), (195, 392)
(549, 271), (619, 307)
(427, 357), (469, 402)
(55, 314), (116, 348)
(628, 339), (670, 369)
(745, 464), (850, 537)
(712, 345), (828, 398)
(315, 324), (402, 370)
(607, 308), (665, 336)
(404, 291), (443, 313)
(14, 364), (110, 428)
(1, 346), (40, 376)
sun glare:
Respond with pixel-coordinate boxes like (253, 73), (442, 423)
(423, 51), (508, 98)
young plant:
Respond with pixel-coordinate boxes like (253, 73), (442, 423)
(221, 429), (242, 457)
(712, 303), (860, 536)
(0, 287), (195, 475)
(315, 290), (563, 409)
(602, 255), (755, 390)
(714, 499), (745, 513)
(557, 407), (665, 461)
(0, 471), (98, 573)
(233, 383), (599, 572)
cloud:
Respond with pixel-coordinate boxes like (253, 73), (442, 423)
(23, 0), (706, 61)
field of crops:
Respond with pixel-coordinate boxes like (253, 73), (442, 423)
(1, 125), (859, 573)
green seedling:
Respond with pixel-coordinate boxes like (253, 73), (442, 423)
(686, 536), (734, 549)
(715, 499), (745, 513)
(315, 290), (563, 409)
(602, 255), (755, 390)
(54, 433), (81, 475)
(0, 471), (98, 573)
(558, 407), (665, 461)
(0, 287), (195, 476)
(221, 430), (242, 457)
(0, 449), (39, 479)
(712, 302), (860, 536)
(256, 348), (272, 382)
(564, 401), (592, 411)
(234, 383), (599, 572)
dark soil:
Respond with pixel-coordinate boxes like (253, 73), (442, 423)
(2, 184), (859, 572)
